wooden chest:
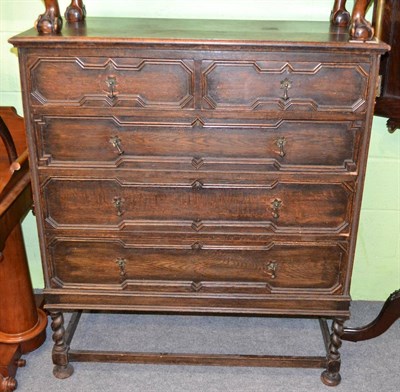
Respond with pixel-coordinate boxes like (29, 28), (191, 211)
(10, 18), (388, 385)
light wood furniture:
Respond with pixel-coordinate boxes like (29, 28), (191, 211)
(0, 108), (47, 392)
(10, 14), (388, 387)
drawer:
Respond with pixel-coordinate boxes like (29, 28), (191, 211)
(28, 56), (370, 113)
(35, 116), (360, 172)
(202, 60), (370, 112)
(29, 57), (194, 108)
(42, 178), (352, 233)
(49, 239), (345, 294)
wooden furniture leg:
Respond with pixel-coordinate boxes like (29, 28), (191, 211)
(50, 312), (74, 379)
(65, 0), (86, 23)
(321, 318), (345, 387)
(35, 0), (62, 34)
(342, 289), (400, 341)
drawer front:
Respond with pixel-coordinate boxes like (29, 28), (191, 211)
(49, 239), (344, 294)
(202, 60), (369, 112)
(29, 57), (194, 108)
(42, 178), (352, 233)
(35, 116), (359, 171)
(28, 56), (370, 113)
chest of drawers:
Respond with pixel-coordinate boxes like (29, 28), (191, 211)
(10, 18), (388, 386)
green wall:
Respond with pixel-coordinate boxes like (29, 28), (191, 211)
(1, 0), (399, 300)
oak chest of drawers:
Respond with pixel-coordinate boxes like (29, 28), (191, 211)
(10, 18), (388, 385)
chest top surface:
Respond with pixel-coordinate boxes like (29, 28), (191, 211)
(9, 17), (389, 53)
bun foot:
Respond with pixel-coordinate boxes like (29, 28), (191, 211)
(321, 370), (342, 387)
(53, 364), (74, 379)
(351, 18), (374, 41)
(0, 375), (17, 392)
(331, 9), (350, 27)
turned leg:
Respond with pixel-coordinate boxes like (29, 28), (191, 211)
(331, 0), (351, 27)
(65, 0), (86, 23)
(35, 0), (63, 34)
(50, 312), (74, 379)
(350, 0), (375, 40)
(321, 318), (345, 387)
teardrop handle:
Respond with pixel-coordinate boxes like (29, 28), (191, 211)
(264, 261), (278, 279)
(109, 136), (124, 155)
(113, 196), (124, 216)
(115, 257), (127, 277)
(275, 137), (287, 158)
(106, 75), (118, 98)
(271, 198), (282, 220)
(280, 78), (292, 101)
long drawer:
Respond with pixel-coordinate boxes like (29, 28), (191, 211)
(35, 116), (360, 172)
(48, 238), (345, 295)
(28, 55), (369, 112)
(42, 178), (352, 233)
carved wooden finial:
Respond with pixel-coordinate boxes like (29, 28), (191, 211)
(65, 0), (86, 23)
(35, 0), (63, 34)
(330, 0), (374, 41)
(330, 0), (351, 27)
(350, 0), (375, 41)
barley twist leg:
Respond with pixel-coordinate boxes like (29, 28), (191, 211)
(50, 311), (74, 379)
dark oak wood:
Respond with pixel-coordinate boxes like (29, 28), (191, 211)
(0, 108), (47, 392)
(68, 351), (327, 368)
(321, 318), (345, 386)
(373, 0), (400, 132)
(62, 310), (330, 369)
(10, 18), (388, 386)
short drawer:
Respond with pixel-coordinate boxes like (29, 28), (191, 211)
(35, 116), (360, 172)
(29, 57), (194, 109)
(42, 178), (352, 234)
(49, 239), (345, 294)
(202, 60), (370, 112)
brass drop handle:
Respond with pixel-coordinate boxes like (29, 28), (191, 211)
(106, 75), (118, 98)
(275, 137), (287, 158)
(280, 78), (292, 101)
(113, 196), (124, 216)
(109, 136), (124, 155)
(264, 261), (278, 279)
(271, 198), (282, 220)
(115, 257), (127, 277)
